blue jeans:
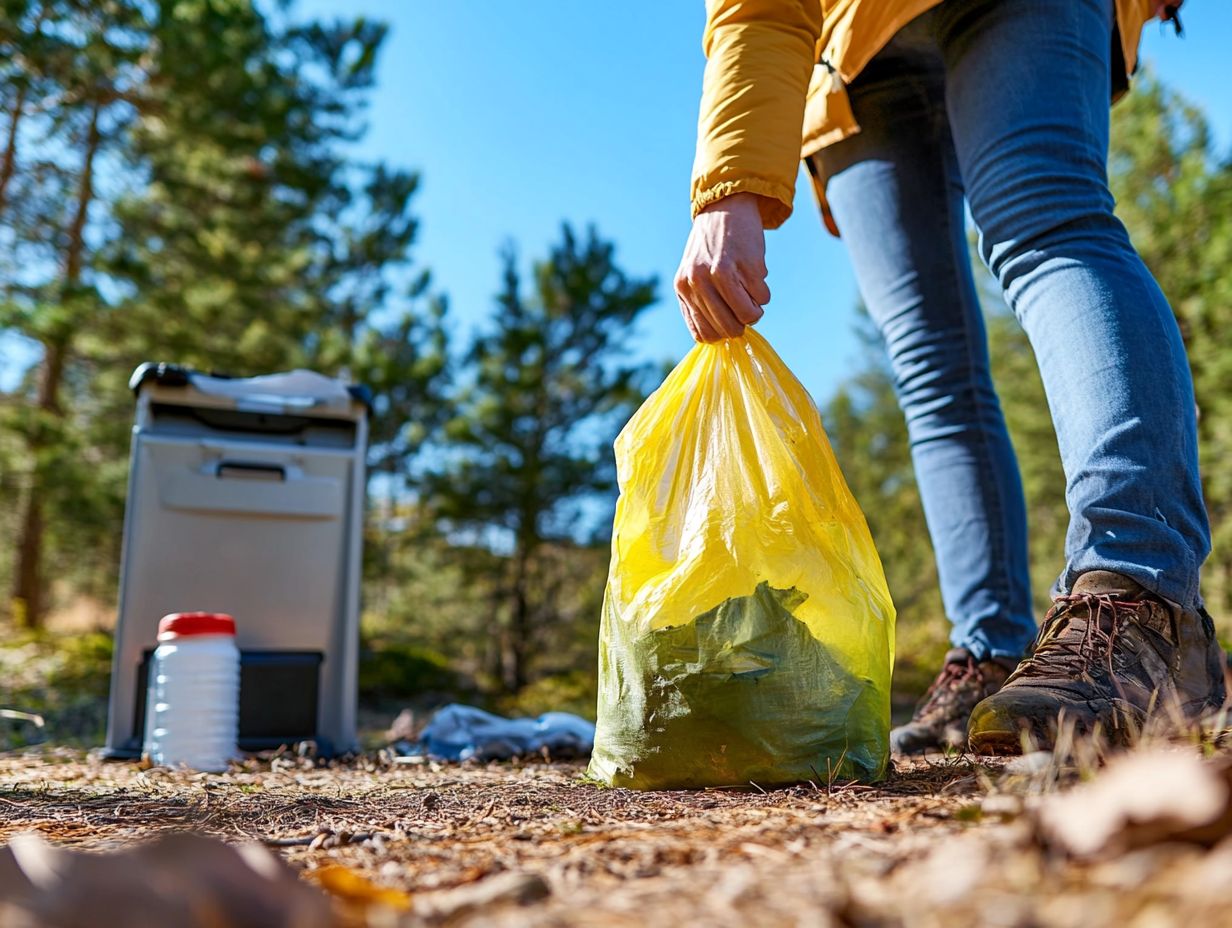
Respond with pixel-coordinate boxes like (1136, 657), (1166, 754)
(816, 0), (1209, 662)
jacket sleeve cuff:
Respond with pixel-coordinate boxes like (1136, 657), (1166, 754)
(690, 177), (794, 229)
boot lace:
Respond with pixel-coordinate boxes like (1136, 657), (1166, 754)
(914, 656), (984, 721)
(1016, 592), (1147, 686)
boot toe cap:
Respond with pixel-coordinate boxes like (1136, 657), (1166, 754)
(967, 688), (1090, 755)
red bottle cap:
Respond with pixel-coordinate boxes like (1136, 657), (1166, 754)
(157, 612), (236, 640)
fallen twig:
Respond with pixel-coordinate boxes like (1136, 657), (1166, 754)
(261, 829), (386, 848)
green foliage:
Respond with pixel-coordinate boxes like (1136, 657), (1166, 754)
(363, 516), (500, 680)
(434, 226), (657, 538)
(353, 287), (452, 488)
(0, 0), (152, 626)
(0, 0), (450, 626)
(0, 630), (114, 746)
(498, 670), (598, 722)
(363, 500), (610, 706)
(427, 225), (657, 691)
(357, 638), (467, 708)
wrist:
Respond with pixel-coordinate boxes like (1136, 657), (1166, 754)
(699, 191), (763, 217)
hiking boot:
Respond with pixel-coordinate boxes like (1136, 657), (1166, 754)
(890, 648), (1015, 754)
(967, 570), (1227, 754)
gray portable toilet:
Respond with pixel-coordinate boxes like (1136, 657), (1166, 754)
(104, 363), (369, 758)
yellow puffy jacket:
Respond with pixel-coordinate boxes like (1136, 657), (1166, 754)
(691, 0), (1157, 230)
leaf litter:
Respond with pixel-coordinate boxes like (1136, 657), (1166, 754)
(0, 735), (1229, 926)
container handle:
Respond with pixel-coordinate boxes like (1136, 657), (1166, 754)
(214, 461), (287, 482)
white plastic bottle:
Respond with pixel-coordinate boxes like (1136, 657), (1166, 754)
(143, 612), (240, 772)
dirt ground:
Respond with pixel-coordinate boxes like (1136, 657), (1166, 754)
(2, 744), (1231, 928)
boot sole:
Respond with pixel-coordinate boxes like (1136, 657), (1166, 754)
(969, 697), (1225, 756)
(968, 728), (1026, 756)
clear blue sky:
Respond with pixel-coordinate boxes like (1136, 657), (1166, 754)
(288, 0), (1232, 406)
(2, 3), (1229, 401)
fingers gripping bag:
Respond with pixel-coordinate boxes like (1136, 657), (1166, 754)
(587, 330), (895, 789)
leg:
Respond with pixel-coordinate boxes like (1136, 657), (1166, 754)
(818, 30), (1035, 666)
(818, 25), (1036, 753)
(938, 0), (1209, 609)
(937, 0), (1225, 749)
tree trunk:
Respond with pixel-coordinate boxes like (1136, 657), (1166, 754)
(11, 102), (102, 630)
(11, 490), (44, 630)
(0, 81), (27, 220)
(505, 544), (534, 693)
(11, 340), (67, 629)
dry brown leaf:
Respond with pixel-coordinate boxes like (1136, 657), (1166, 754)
(310, 864), (413, 912)
(1034, 748), (1232, 857)
(0, 831), (334, 927)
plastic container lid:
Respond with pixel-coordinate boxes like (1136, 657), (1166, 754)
(157, 612), (236, 640)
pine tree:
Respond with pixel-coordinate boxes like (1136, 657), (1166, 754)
(1, 0), (150, 628)
(430, 225), (657, 691)
(0, 1), (450, 626)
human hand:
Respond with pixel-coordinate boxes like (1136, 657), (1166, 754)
(674, 192), (771, 342)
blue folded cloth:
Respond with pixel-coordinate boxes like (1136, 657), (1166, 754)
(407, 703), (595, 761)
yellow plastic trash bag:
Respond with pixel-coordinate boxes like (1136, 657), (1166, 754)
(587, 329), (895, 789)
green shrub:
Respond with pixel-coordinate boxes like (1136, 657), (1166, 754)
(358, 639), (469, 707)
(498, 670), (597, 721)
(0, 630), (114, 746)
